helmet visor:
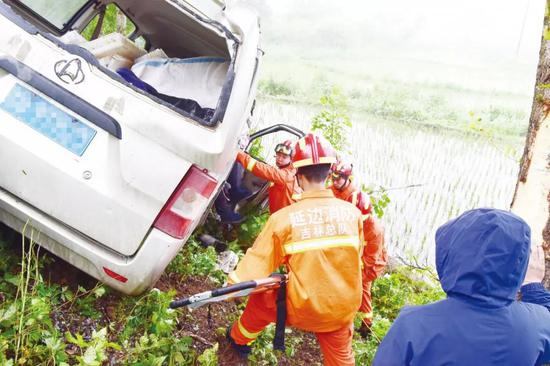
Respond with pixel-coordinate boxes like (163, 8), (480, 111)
(275, 143), (292, 156)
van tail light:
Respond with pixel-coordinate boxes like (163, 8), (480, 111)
(153, 165), (217, 239)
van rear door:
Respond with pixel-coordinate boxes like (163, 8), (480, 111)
(0, 2), (206, 256)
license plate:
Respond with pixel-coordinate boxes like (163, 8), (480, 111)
(0, 83), (96, 156)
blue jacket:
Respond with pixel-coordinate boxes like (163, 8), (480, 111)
(373, 209), (550, 366)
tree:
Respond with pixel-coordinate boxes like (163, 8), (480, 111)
(511, 1), (550, 288)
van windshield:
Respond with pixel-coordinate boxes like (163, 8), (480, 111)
(17, 0), (89, 29)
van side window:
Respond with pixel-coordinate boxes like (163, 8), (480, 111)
(81, 4), (139, 44)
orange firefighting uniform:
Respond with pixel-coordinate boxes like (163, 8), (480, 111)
(236, 151), (300, 213)
(331, 182), (387, 327)
(228, 189), (365, 366)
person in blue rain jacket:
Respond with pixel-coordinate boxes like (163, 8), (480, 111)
(373, 208), (550, 366)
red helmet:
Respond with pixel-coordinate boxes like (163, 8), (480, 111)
(331, 161), (353, 180)
(292, 133), (338, 168)
(274, 140), (294, 156)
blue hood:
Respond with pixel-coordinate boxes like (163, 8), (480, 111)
(435, 208), (531, 307)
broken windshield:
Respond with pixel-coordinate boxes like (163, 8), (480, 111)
(16, 0), (88, 29)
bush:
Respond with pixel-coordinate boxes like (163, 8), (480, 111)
(259, 78), (294, 97)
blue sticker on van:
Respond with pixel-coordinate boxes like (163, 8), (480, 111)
(0, 83), (96, 156)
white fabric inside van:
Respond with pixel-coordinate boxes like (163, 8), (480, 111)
(131, 57), (229, 109)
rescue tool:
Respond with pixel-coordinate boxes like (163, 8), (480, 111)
(169, 274), (288, 310)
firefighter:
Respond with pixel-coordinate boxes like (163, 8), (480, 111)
(219, 133), (366, 366)
(331, 160), (387, 337)
(235, 140), (301, 213)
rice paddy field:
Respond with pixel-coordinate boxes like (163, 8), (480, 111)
(251, 97), (525, 266)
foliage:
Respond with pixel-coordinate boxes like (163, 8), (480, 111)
(0, 229), (196, 365)
(0, 227), (67, 366)
(259, 71), (527, 139)
(120, 289), (178, 341)
(311, 86), (353, 152)
(248, 135), (265, 160)
(249, 324), (303, 366)
(166, 237), (226, 285)
(309, 87), (392, 219)
(236, 211), (270, 249)
(467, 111), (519, 161)
(66, 328), (121, 366)
(81, 3), (136, 41)
(197, 343), (218, 366)
(362, 184), (391, 219)
(372, 267), (444, 320)
(258, 78), (294, 97)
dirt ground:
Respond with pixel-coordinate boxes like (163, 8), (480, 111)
(21, 243), (323, 365)
(156, 272), (323, 365)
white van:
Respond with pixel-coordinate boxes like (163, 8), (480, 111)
(0, 0), (262, 294)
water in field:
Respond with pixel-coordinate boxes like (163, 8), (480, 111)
(252, 99), (521, 265)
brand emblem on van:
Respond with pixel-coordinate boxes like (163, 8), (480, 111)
(54, 58), (85, 84)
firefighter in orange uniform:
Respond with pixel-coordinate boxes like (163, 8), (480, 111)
(235, 140), (300, 214)
(221, 133), (365, 366)
(330, 161), (387, 337)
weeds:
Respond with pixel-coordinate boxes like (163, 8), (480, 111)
(0, 227), (200, 365)
(166, 237), (226, 285)
(0, 225), (65, 365)
(259, 77), (294, 97)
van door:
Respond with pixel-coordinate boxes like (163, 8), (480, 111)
(0, 2), (202, 256)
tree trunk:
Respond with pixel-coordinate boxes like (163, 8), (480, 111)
(511, 1), (550, 289)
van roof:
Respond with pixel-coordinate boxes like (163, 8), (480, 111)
(10, 0), (224, 32)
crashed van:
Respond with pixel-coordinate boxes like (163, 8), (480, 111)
(0, 0), (262, 294)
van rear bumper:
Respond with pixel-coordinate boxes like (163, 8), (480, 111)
(0, 186), (185, 295)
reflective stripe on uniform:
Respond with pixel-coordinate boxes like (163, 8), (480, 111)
(284, 235), (360, 255)
(238, 317), (262, 340)
(247, 159), (257, 171)
(351, 191), (358, 206)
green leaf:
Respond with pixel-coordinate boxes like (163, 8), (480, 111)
(82, 346), (98, 365)
(44, 336), (62, 351)
(106, 341), (122, 351)
(0, 304), (16, 322)
(92, 327), (107, 340)
(66, 332), (88, 348)
(4, 273), (20, 286)
(93, 286), (106, 298)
